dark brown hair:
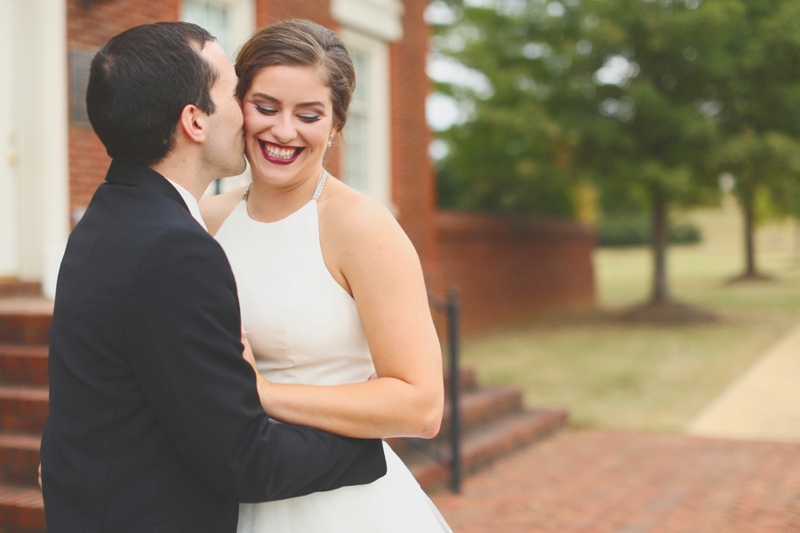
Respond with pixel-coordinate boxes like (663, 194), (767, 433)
(87, 22), (218, 165)
(235, 19), (355, 131)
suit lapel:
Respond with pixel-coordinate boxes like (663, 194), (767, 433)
(104, 159), (190, 213)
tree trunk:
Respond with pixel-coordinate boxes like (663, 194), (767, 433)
(794, 219), (800, 268)
(742, 190), (757, 277)
(650, 189), (670, 304)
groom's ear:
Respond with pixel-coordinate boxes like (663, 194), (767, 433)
(177, 103), (208, 144)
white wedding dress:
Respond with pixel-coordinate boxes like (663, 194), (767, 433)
(215, 175), (452, 533)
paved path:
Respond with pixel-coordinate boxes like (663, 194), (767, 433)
(687, 321), (800, 441)
(432, 323), (800, 531)
(432, 430), (800, 533)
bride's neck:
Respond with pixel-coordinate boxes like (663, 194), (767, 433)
(246, 169), (323, 223)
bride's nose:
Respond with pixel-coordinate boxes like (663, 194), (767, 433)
(271, 113), (297, 144)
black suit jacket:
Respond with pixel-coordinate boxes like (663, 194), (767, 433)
(41, 161), (386, 533)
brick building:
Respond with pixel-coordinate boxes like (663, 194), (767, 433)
(1, 0), (439, 295)
(1, 0), (595, 334)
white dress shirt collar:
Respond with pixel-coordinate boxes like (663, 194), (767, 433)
(165, 179), (208, 231)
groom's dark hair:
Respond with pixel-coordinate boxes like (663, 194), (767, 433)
(86, 22), (219, 166)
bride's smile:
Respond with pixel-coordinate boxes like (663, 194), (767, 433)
(259, 140), (304, 164)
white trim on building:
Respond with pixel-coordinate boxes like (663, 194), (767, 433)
(0, 0), (20, 278)
(4, 0), (69, 297)
(332, 0), (404, 42)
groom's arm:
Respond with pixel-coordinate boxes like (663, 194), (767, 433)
(126, 228), (386, 501)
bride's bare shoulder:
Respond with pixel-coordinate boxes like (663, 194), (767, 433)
(199, 185), (248, 236)
(318, 177), (411, 254)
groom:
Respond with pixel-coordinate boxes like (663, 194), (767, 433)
(40, 22), (386, 533)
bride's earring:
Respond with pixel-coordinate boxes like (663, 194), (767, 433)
(327, 134), (333, 148)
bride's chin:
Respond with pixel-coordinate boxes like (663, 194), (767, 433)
(250, 166), (294, 187)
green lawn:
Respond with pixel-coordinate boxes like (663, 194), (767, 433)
(459, 201), (800, 432)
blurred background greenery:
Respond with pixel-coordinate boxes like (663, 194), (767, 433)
(425, 0), (800, 431)
(428, 0), (800, 304)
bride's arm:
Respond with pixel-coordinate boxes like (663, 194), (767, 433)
(251, 192), (444, 439)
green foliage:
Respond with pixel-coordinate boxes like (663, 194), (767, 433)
(692, 0), (800, 273)
(431, 0), (800, 295)
(432, 0), (721, 219)
(598, 216), (701, 248)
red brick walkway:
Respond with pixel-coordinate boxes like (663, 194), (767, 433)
(432, 430), (800, 532)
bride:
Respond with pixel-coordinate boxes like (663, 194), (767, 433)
(201, 19), (453, 532)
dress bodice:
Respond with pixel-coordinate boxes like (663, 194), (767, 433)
(215, 197), (375, 386)
(217, 181), (452, 533)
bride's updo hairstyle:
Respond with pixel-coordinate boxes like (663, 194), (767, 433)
(235, 19), (355, 131)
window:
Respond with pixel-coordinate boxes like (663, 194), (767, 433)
(181, 0), (254, 59)
(182, 0), (231, 54)
(182, 0), (255, 195)
(343, 49), (370, 194)
(340, 30), (392, 209)
(68, 49), (93, 126)
(332, 0), (403, 209)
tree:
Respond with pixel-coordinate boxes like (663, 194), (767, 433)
(711, 132), (800, 278)
(431, 0), (720, 310)
(700, 0), (800, 279)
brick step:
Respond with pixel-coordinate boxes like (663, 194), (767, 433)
(440, 386), (523, 436)
(0, 434), (40, 488)
(0, 283), (41, 299)
(443, 367), (476, 392)
(0, 484), (45, 533)
(390, 408), (568, 491)
(0, 387), (49, 433)
(0, 300), (53, 346)
(0, 347), (48, 387)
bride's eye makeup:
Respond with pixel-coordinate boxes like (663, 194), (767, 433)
(252, 104), (322, 124)
(254, 104), (278, 116)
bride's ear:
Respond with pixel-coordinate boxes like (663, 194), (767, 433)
(177, 104), (207, 144)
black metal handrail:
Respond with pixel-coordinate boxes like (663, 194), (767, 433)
(426, 287), (462, 493)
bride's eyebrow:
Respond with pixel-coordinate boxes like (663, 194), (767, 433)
(250, 92), (279, 103)
(296, 100), (327, 109)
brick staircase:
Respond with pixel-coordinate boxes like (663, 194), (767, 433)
(0, 282), (567, 532)
(390, 367), (567, 491)
(0, 283), (49, 533)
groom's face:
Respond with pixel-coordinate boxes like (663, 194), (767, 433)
(199, 41), (247, 179)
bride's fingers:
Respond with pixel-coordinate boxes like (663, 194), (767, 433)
(239, 327), (272, 398)
(241, 328), (257, 369)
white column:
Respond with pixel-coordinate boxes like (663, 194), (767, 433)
(0, 0), (21, 277)
(16, 0), (70, 297)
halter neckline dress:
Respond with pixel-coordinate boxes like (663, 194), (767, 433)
(214, 175), (452, 533)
